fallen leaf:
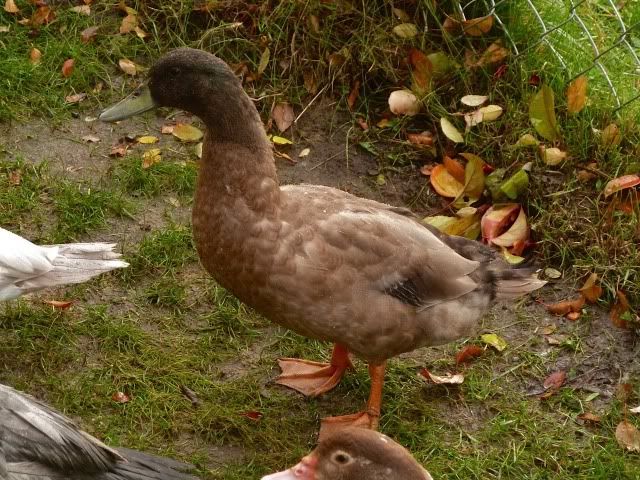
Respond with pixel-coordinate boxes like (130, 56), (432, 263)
(120, 13), (138, 34)
(540, 146), (567, 166)
(356, 117), (368, 131)
(118, 58), (137, 75)
(465, 40), (508, 68)
(419, 369), (464, 385)
(430, 164), (464, 198)
(180, 385), (201, 408)
(112, 391), (131, 403)
(81, 135), (100, 143)
(478, 104), (503, 121)
(461, 15), (494, 36)
(0, 26), (9, 33)
(298, 147), (310, 158)
(407, 131), (434, 147)
(579, 273), (602, 303)
(499, 169), (529, 200)
(610, 290), (630, 328)
(240, 410), (263, 421)
(270, 135), (293, 145)
(566, 311), (581, 321)
(137, 135), (158, 144)
(392, 7), (409, 22)
(544, 268), (562, 279)
(271, 103), (295, 132)
(514, 133), (540, 148)
(110, 144), (129, 157)
(172, 123), (204, 142)
(303, 69), (318, 94)
(464, 110), (484, 130)
(419, 163), (435, 176)
(481, 203), (520, 243)
(31, 6), (55, 25)
(393, 23), (418, 39)
(409, 48), (432, 95)
(194, 142), (203, 159)
(257, 48), (270, 75)
(161, 124), (175, 134)
(541, 324), (557, 335)
(577, 412), (601, 423)
(62, 59), (75, 78)
(547, 296), (585, 316)
(529, 84), (560, 142)
(81, 26), (99, 43)
(601, 123), (621, 147)
(443, 156), (466, 184)
(70, 5), (90, 15)
(347, 80), (360, 110)
(423, 213), (480, 240)
(577, 163), (598, 182)
(4, 0), (19, 14)
(616, 421), (640, 452)
(543, 370), (566, 390)
(440, 117), (464, 143)
(29, 48), (42, 65)
(8, 169), (21, 185)
(480, 333), (507, 351)
(455, 345), (484, 364)
(603, 174), (640, 198)
(567, 75), (588, 114)
(461, 152), (485, 200)
(65, 92), (87, 104)
(630, 406), (640, 414)
(502, 247), (525, 265)
(43, 300), (73, 309)
(142, 148), (161, 168)
(389, 90), (420, 116)
(461, 94), (488, 107)
(490, 206), (528, 247)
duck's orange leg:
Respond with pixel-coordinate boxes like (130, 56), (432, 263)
(276, 344), (353, 397)
(318, 362), (386, 440)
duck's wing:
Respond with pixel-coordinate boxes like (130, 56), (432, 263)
(0, 384), (198, 479)
(0, 228), (58, 300)
(281, 185), (483, 308)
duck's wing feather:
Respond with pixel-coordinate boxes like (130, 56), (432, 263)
(281, 185), (483, 308)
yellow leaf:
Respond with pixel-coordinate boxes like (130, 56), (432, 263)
(460, 152), (485, 200)
(118, 58), (137, 75)
(270, 135), (293, 145)
(566, 75), (587, 114)
(440, 117), (464, 143)
(392, 23), (418, 39)
(172, 123), (204, 142)
(601, 123), (621, 147)
(430, 164), (464, 198)
(502, 247), (525, 264)
(137, 135), (158, 144)
(481, 333), (507, 351)
(539, 146), (567, 166)
(478, 104), (503, 121)
(142, 148), (161, 169)
(529, 84), (560, 141)
(257, 48), (270, 75)
(461, 95), (488, 107)
(514, 133), (539, 148)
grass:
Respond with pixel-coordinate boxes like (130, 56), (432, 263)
(1, 1), (640, 479)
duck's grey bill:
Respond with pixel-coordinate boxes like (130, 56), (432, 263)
(99, 85), (157, 122)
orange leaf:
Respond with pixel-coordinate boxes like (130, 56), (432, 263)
(616, 421), (640, 452)
(29, 47), (42, 65)
(430, 164), (464, 198)
(461, 15), (494, 37)
(443, 156), (465, 184)
(578, 412), (601, 423)
(566, 311), (581, 321)
(31, 5), (54, 25)
(347, 79), (361, 111)
(547, 296), (585, 316)
(408, 48), (433, 94)
(455, 345), (484, 365)
(62, 59), (75, 78)
(566, 75), (587, 114)
(43, 300), (73, 310)
(578, 273), (602, 303)
(610, 290), (630, 329)
(407, 131), (434, 147)
(603, 174), (640, 198)
(120, 13), (138, 34)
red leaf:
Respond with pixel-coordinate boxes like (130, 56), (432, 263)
(455, 345), (484, 365)
(480, 203), (520, 243)
(62, 59), (75, 78)
(604, 174), (640, 198)
(111, 391), (131, 403)
(240, 410), (263, 421)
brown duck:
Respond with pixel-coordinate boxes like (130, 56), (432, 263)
(261, 427), (433, 480)
(100, 48), (545, 434)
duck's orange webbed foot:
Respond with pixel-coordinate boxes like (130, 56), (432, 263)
(276, 344), (352, 397)
(318, 362), (386, 441)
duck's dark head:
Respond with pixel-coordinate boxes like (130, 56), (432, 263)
(263, 428), (432, 480)
(99, 48), (251, 130)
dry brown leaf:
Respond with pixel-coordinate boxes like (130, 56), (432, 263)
(4, 0), (19, 14)
(29, 48), (42, 65)
(112, 391), (131, 403)
(31, 6), (54, 26)
(610, 290), (630, 328)
(419, 369), (464, 385)
(455, 345), (484, 365)
(118, 58), (137, 75)
(8, 169), (21, 185)
(43, 300), (73, 310)
(347, 79), (361, 111)
(465, 41), (508, 68)
(407, 131), (434, 148)
(543, 370), (566, 390)
(577, 412), (601, 423)
(579, 273), (602, 303)
(109, 143), (129, 157)
(65, 92), (87, 104)
(142, 148), (161, 169)
(120, 13), (137, 34)
(567, 75), (588, 114)
(62, 59), (75, 78)
(602, 123), (621, 147)
(616, 421), (640, 452)
(461, 15), (494, 36)
(70, 5), (90, 15)
(271, 103), (295, 132)
(81, 26), (99, 43)
(547, 296), (585, 316)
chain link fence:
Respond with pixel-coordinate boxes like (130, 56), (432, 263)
(456, 0), (640, 114)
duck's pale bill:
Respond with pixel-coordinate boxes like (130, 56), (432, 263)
(99, 85), (158, 122)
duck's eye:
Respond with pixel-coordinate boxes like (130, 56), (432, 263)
(331, 450), (353, 465)
(170, 66), (181, 76)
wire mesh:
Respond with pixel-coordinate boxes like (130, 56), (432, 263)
(456, 0), (640, 114)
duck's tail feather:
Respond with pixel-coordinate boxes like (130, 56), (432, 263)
(112, 448), (199, 480)
(20, 243), (128, 293)
(493, 267), (547, 300)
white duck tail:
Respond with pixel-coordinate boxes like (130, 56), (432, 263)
(0, 227), (128, 300)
